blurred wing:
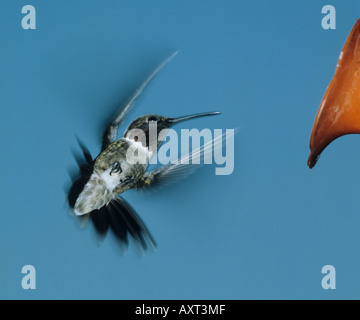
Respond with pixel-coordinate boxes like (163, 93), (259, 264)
(101, 51), (178, 150)
(136, 130), (233, 190)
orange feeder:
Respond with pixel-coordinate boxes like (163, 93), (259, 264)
(308, 19), (360, 168)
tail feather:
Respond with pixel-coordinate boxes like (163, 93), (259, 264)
(90, 209), (110, 238)
(110, 198), (156, 251)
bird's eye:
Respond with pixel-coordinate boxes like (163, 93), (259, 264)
(148, 116), (157, 121)
(110, 161), (122, 175)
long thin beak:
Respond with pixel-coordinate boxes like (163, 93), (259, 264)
(308, 19), (360, 168)
(168, 111), (221, 124)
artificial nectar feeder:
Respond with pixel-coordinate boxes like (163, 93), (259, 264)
(308, 19), (360, 168)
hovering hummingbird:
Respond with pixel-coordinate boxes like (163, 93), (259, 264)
(68, 52), (222, 252)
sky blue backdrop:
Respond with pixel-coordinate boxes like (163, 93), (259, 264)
(1, 0), (360, 300)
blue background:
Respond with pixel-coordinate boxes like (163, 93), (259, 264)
(1, 0), (360, 299)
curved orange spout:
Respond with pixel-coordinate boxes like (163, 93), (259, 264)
(308, 19), (360, 168)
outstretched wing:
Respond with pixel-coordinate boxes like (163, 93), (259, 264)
(101, 51), (178, 151)
(135, 130), (234, 190)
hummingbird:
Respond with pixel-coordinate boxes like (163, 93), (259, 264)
(67, 52), (222, 252)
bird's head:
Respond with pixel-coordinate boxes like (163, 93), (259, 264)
(124, 112), (221, 150)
